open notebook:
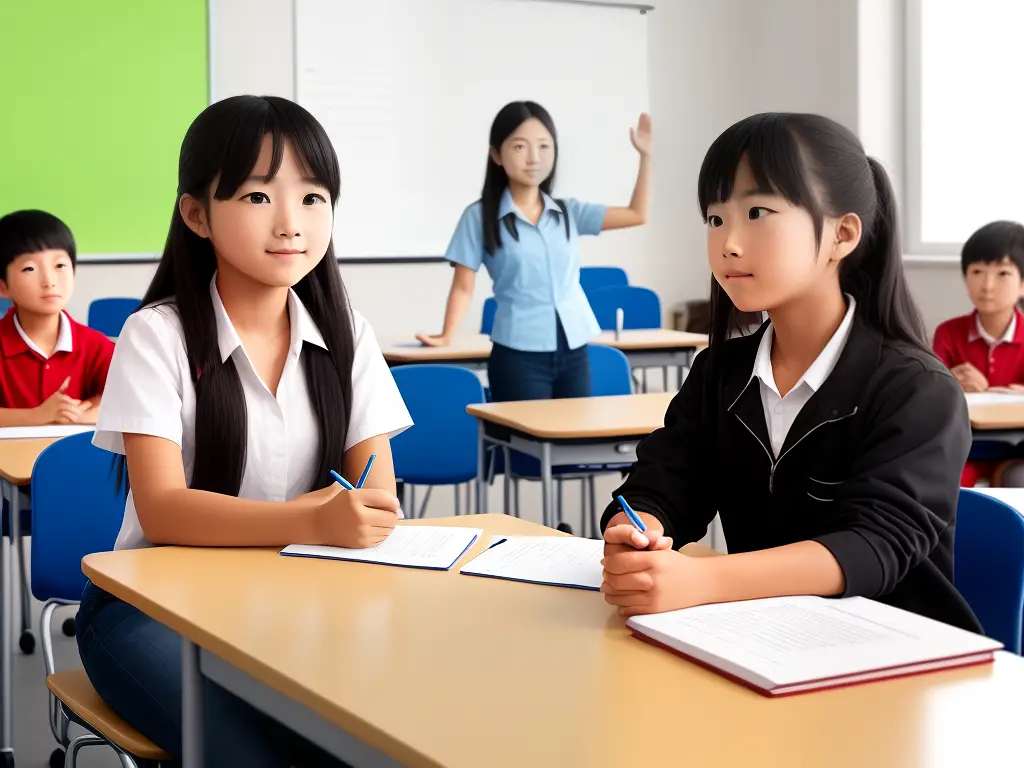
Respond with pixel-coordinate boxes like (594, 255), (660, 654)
(459, 535), (603, 590)
(628, 596), (1002, 697)
(281, 526), (481, 571)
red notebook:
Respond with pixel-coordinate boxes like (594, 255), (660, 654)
(627, 596), (1001, 697)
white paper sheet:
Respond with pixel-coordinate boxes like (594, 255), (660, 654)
(460, 535), (604, 590)
(281, 526), (481, 571)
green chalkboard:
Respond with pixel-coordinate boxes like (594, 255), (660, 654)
(0, 1), (208, 259)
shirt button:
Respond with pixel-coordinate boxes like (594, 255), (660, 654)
(44, 364), (49, 370)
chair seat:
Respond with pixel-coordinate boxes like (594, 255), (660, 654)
(46, 670), (171, 760)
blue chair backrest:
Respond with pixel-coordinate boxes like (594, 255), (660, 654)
(88, 297), (140, 337)
(30, 433), (127, 602)
(580, 266), (628, 301)
(954, 489), (1024, 653)
(589, 285), (661, 330)
(391, 365), (486, 486)
(0, 298), (12, 317)
(480, 297), (497, 335)
(588, 345), (633, 397)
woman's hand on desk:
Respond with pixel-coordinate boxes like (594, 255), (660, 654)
(313, 489), (401, 548)
(415, 333), (451, 348)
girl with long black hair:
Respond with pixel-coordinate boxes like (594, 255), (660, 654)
(600, 113), (980, 633)
(79, 95), (412, 764)
(417, 100), (651, 402)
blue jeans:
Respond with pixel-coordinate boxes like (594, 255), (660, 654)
(77, 581), (345, 766)
(487, 321), (591, 403)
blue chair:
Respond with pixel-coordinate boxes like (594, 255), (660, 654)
(87, 297), (140, 338)
(31, 433), (171, 766)
(391, 365), (486, 518)
(579, 266), (628, 302)
(480, 297), (497, 335)
(954, 489), (1024, 654)
(589, 285), (661, 330)
(496, 345), (634, 536)
(0, 298), (12, 317)
(588, 285), (663, 391)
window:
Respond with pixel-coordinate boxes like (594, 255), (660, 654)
(905, 0), (1024, 254)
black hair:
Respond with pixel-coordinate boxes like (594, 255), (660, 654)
(117, 95), (354, 497)
(480, 101), (569, 255)
(698, 112), (929, 353)
(961, 221), (1024, 277)
(0, 210), (77, 280)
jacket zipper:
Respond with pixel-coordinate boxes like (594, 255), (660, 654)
(732, 407), (858, 493)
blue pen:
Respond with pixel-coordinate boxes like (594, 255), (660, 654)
(329, 470), (355, 491)
(617, 495), (646, 533)
(356, 454), (376, 489)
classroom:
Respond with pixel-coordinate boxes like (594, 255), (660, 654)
(2, 0), (1024, 766)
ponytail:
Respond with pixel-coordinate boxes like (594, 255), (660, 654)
(840, 158), (929, 352)
(698, 113), (931, 356)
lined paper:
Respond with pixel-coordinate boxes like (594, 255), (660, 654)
(460, 535), (604, 590)
(281, 526), (481, 571)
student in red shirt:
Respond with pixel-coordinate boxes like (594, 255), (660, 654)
(0, 210), (114, 426)
(933, 220), (1024, 485)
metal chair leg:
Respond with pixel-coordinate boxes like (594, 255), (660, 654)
(418, 486), (433, 518)
(556, 478), (564, 527)
(587, 476), (598, 540)
(513, 478), (521, 519)
(579, 478), (589, 538)
(18, 532), (31, 637)
(454, 484), (461, 516)
(115, 749), (140, 768)
(502, 447), (512, 516)
(65, 734), (107, 767)
(409, 486), (417, 519)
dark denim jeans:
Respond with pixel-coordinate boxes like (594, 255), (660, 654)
(77, 580), (345, 766)
(487, 321), (591, 403)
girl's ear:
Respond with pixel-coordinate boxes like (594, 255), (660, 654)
(489, 147), (502, 167)
(830, 212), (863, 263)
(179, 194), (211, 239)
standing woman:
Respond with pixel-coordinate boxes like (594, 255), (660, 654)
(417, 101), (651, 402)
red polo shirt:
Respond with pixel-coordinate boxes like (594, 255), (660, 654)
(0, 308), (115, 408)
(932, 309), (1024, 387)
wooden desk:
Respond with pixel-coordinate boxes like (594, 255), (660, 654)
(0, 436), (60, 759)
(82, 514), (1024, 768)
(968, 401), (1024, 431)
(382, 330), (708, 389)
(467, 393), (673, 527)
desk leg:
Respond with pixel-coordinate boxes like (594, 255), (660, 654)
(540, 442), (553, 529)
(10, 487), (30, 651)
(0, 480), (11, 759)
(476, 421), (488, 515)
(182, 638), (203, 767)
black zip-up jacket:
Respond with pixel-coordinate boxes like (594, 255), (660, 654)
(603, 317), (981, 633)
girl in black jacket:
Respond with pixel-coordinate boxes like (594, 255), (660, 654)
(601, 113), (979, 633)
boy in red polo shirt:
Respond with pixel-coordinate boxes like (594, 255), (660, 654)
(933, 220), (1024, 485)
(0, 210), (114, 426)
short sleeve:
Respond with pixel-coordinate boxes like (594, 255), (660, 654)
(564, 198), (607, 236)
(931, 321), (957, 369)
(345, 310), (413, 451)
(443, 203), (485, 271)
(93, 307), (187, 455)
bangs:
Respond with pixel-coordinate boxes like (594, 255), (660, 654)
(212, 97), (340, 202)
(697, 113), (818, 220)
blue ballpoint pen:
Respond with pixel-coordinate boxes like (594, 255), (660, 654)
(356, 454), (376, 489)
(617, 495), (647, 533)
(329, 470), (355, 491)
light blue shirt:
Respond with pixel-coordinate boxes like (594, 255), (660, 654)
(444, 189), (606, 352)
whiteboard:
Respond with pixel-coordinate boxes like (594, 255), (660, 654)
(295, 0), (650, 261)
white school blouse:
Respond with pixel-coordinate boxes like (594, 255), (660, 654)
(94, 279), (412, 551)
